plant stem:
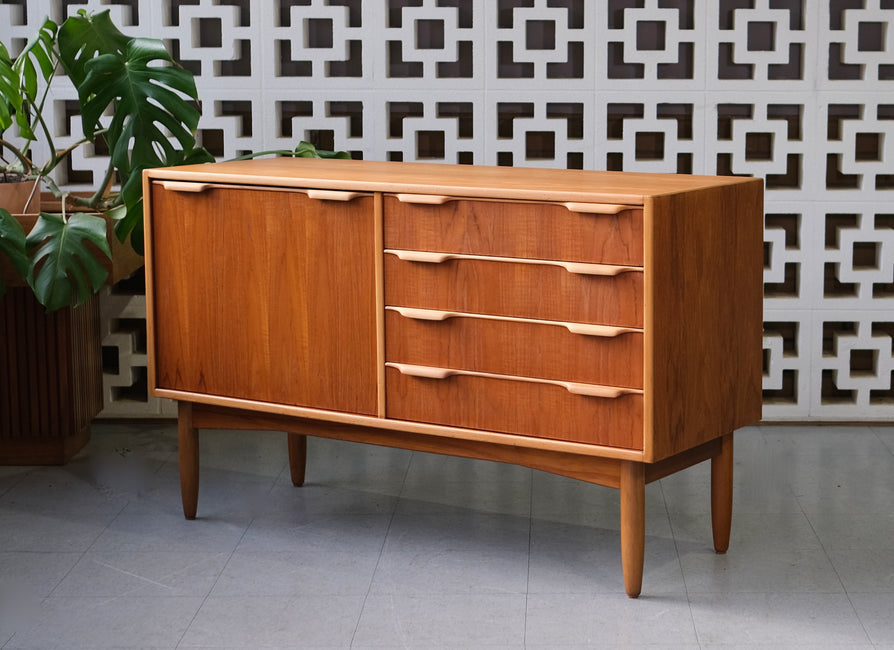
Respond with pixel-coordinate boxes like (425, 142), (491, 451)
(0, 137), (34, 175)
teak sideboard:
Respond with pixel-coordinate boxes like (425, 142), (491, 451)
(143, 158), (763, 598)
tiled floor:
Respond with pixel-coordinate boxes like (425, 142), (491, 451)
(1, 423), (893, 648)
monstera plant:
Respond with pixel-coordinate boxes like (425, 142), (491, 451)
(0, 10), (212, 311)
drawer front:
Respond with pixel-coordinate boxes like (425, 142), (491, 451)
(385, 308), (643, 388)
(384, 196), (643, 266)
(384, 253), (644, 328)
(385, 365), (643, 449)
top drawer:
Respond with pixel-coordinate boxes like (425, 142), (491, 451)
(383, 195), (643, 266)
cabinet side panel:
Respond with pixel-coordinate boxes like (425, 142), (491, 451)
(645, 181), (763, 462)
(147, 184), (378, 415)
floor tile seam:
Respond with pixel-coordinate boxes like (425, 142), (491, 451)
(173, 515), (257, 648)
(348, 449), (414, 647)
(524, 466), (534, 649)
(659, 478), (701, 642)
(41, 497), (132, 600)
(870, 425), (894, 457)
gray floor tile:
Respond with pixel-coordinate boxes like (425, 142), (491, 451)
(4, 596), (203, 649)
(369, 511), (531, 595)
(689, 593), (870, 646)
(849, 591), (894, 646)
(0, 508), (114, 553)
(525, 593), (698, 646)
(179, 595), (365, 648)
(680, 545), (844, 594)
(88, 506), (250, 555)
(0, 551), (81, 598)
(51, 551), (229, 598)
(353, 594), (526, 647)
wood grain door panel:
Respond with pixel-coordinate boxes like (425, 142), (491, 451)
(148, 183), (378, 415)
(385, 308), (643, 388)
(384, 196), (643, 266)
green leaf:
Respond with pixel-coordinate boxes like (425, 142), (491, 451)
(0, 19), (57, 139)
(0, 208), (29, 296)
(57, 10), (129, 88)
(26, 211), (111, 311)
(0, 46), (20, 131)
(13, 18), (58, 101)
(75, 38), (200, 160)
(292, 141), (351, 159)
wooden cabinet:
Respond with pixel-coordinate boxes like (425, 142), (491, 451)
(143, 159), (763, 598)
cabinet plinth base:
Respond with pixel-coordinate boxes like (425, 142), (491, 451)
(175, 401), (734, 598)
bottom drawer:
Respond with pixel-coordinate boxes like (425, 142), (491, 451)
(385, 365), (643, 449)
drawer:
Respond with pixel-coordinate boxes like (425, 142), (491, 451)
(384, 251), (644, 328)
(385, 364), (644, 449)
(385, 307), (643, 388)
(384, 195), (643, 266)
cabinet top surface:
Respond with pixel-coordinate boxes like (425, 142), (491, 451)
(145, 158), (762, 205)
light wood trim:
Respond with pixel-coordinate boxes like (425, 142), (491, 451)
(386, 363), (643, 399)
(146, 158), (760, 205)
(159, 180), (212, 193)
(143, 173), (159, 394)
(386, 306), (641, 339)
(396, 193), (451, 204)
(385, 249), (642, 276)
(306, 189), (364, 202)
(153, 387), (646, 462)
(374, 193), (386, 417)
(562, 202), (636, 214)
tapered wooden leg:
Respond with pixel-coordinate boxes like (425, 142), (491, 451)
(177, 401), (199, 520)
(620, 460), (645, 598)
(711, 432), (734, 553)
(287, 433), (307, 487)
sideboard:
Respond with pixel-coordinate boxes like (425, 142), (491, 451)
(143, 158), (763, 598)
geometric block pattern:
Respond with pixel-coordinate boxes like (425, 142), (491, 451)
(3, 0), (892, 420)
(99, 278), (177, 419)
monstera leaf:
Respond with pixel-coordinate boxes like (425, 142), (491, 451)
(57, 10), (128, 88)
(26, 211), (111, 312)
(70, 38), (202, 174)
(0, 18), (57, 140)
(0, 208), (29, 296)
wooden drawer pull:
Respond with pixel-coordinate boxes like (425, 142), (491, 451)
(385, 249), (641, 276)
(396, 193), (452, 205)
(388, 306), (641, 338)
(159, 181), (212, 193)
(563, 202), (637, 215)
(387, 363), (643, 399)
(306, 189), (364, 202)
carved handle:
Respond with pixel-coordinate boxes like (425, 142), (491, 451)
(385, 250), (641, 276)
(563, 202), (636, 215)
(387, 363), (642, 399)
(306, 189), (365, 202)
(396, 194), (452, 205)
(387, 306), (640, 338)
(159, 181), (212, 193)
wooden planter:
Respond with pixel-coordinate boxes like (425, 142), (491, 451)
(0, 190), (143, 464)
(0, 288), (102, 464)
